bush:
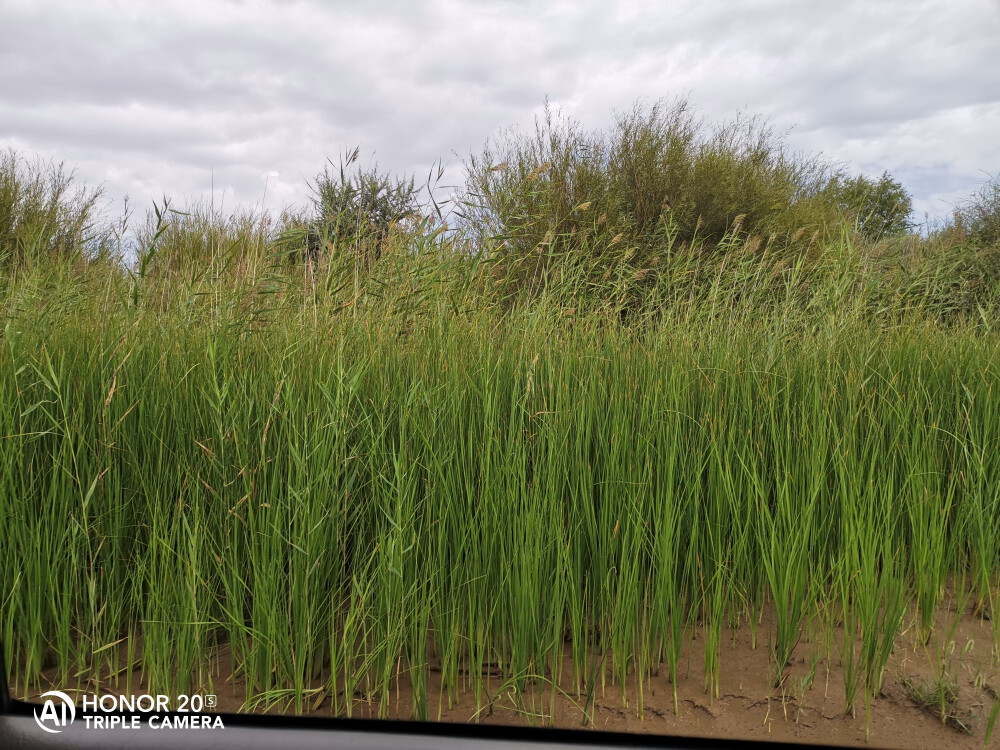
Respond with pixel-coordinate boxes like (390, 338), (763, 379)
(825, 170), (913, 241)
(457, 96), (894, 306)
(952, 172), (1000, 249)
(0, 148), (103, 270)
(310, 147), (422, 266)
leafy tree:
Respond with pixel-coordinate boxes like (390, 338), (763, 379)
(832, 171), (913, 240)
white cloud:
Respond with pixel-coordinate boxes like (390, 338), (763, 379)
(1, 0), (997, 226)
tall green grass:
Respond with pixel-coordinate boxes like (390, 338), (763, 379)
(1, 97), (999, 734)
(2, 265), (999, 723)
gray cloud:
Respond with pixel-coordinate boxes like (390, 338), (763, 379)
(2, 0), (997, 227)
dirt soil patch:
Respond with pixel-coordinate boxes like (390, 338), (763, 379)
(13, 600), (1000, 749)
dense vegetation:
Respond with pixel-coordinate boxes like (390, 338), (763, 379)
(1, 98), (999, 735)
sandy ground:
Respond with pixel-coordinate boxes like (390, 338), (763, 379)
(13, 597), (1000, 749)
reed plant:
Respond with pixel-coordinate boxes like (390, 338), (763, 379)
(1, 99), (999, 738)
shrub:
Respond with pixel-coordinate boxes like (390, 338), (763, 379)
(952, 171), (1000, 249)
(825, 170), (913, 241)
(0, 148), (103, 270)
(457, 96), (887, 306)
(311, 147), (422, 266)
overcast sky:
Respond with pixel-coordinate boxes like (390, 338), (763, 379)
(3, 0), (999, 230)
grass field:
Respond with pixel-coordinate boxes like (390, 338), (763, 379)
(1, 101), (999, 744)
